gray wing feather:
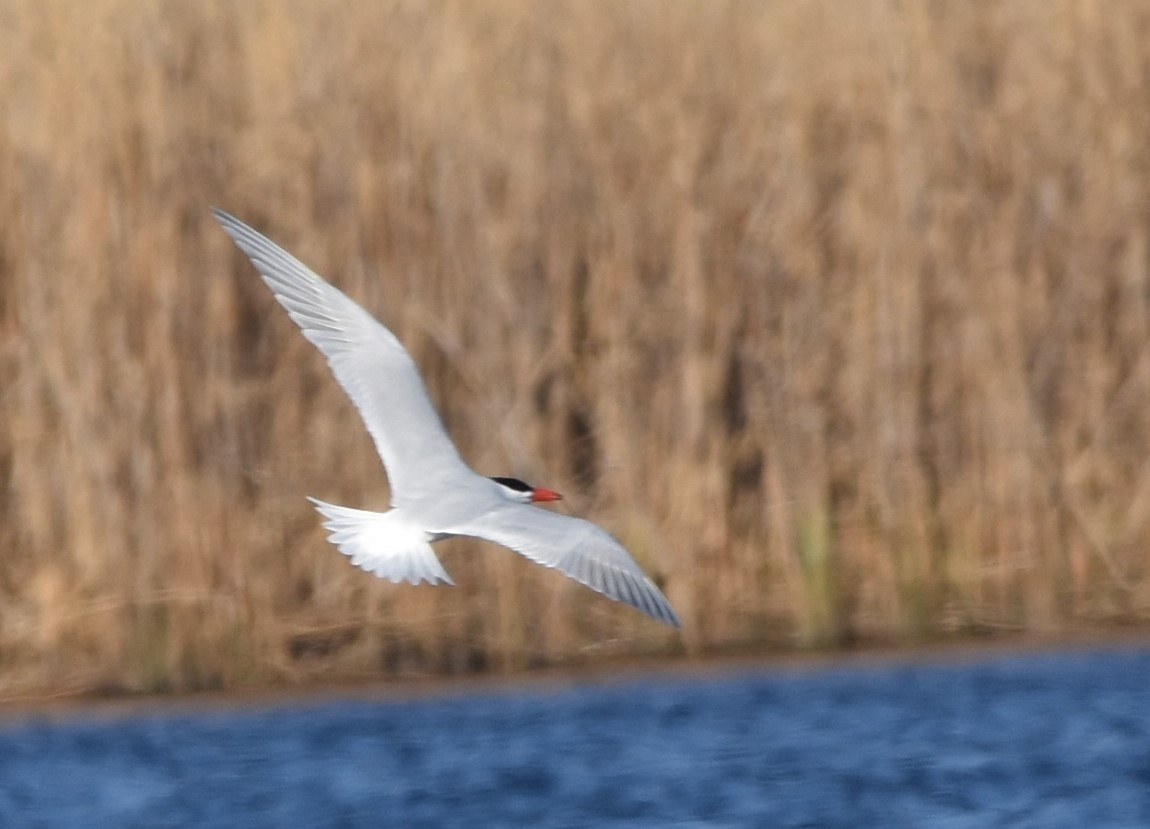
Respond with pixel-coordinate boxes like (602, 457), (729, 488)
(452, 505), (681, 627)
(213, 209), (471, 504)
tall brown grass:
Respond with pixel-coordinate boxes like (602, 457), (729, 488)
(1, 0), (1149, 696)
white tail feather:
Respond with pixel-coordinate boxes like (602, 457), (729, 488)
(307, 498), (453, 585)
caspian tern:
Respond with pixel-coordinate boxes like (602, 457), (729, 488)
(213, 210), (680, 627)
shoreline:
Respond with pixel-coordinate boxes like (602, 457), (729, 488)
(1, 627), (1147, 723)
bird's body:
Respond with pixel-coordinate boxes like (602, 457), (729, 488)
(213, 209), (680, 627)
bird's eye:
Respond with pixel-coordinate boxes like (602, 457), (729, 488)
(491, 476), (533, 493)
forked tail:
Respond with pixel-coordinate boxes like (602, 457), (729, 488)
(307, 498), (453, 585)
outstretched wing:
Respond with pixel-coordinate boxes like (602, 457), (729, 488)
(449, 504), (680, 627)
(213, 209), (472, 504)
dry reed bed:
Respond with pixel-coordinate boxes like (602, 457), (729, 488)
(1, 0), (1149, 695)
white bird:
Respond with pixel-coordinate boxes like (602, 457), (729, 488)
(213, 209), (680, 627)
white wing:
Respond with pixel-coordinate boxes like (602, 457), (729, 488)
(450, 505), (680, 627)
(213, 209), (472, 505)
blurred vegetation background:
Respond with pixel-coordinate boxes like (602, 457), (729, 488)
(2, 0), (1150, 697)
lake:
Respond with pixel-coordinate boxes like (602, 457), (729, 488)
(0, 646), (1147, 827)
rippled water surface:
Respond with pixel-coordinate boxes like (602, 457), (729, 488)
(1, 647), (1148, 828)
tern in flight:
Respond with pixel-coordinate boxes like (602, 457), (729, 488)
(213, 210), (679, 627)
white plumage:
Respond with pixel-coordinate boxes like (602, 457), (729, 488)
(214, 209), (680, 627)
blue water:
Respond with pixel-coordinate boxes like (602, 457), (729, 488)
(0, 648), (1147, 828)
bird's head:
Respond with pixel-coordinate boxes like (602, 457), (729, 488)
(490, 476), (563, 505)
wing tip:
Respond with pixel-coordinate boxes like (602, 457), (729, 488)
(637, 578), (682, 628)
(658, 603), (683, 629)
(210, 206), (241, 233)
